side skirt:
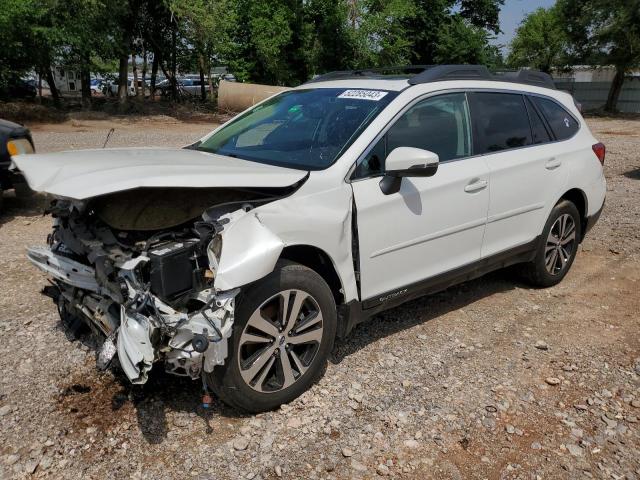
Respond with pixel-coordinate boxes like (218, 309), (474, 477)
(337, 237), (539, 338)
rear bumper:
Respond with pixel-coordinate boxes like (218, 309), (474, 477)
(583, 201), (604, 239)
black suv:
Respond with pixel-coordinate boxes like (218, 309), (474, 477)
(0, 119), (35, 210)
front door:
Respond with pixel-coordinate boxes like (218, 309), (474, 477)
(351, 92), (490, 302)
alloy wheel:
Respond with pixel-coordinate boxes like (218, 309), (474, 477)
(238, 289), (324, 393)
(545, 213), (576, 275)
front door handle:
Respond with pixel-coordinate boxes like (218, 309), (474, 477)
(545, 158), (562, 170)
(464, 179), (488, 193)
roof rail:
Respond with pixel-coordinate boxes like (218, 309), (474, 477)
(492, 69), (556, 90)
(407, 65), (492, 84)
(409, 65), (556, 89)
(307, 64), (556, 90)
(306, 65), (430, 84)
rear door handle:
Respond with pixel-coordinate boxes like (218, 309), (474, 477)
(545, 158), (562, 170)
(464, 179), (488, 193)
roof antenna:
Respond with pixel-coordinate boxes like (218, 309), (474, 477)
(103, 128), (115, 148)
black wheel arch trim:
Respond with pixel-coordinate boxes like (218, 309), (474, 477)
(582, 200), (604, 240)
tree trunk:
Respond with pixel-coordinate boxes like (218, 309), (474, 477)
(44, 61), (60, 107)
(199, 53), (206, 101)
(141, 44), (147, 99)
(131, 53), (139, 97)
(37, 71), (43, 102)
(171, 22), (177, 101)
(117, 53), (129, 104)
(80, 52), (92, 109)
(604, 66), (625, 113)
(150, 53), (159, 99)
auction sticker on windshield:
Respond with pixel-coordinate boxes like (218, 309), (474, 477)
(337, 90), (388, 101)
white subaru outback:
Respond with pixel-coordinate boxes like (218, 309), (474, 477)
(14, 65), (606, 412)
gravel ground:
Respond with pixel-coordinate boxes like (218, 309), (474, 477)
(1, 116), (639, 480)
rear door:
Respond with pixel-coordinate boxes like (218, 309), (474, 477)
(469, 91), (569, 258)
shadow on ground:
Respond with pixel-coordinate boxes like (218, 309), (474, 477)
(0, 191), (48, 227)
(331, 268), (522, 363)
(624, 167), (640, 180)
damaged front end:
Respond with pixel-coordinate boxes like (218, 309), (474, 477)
(27, 186), (288, 385)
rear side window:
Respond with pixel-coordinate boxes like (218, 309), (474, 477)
(472, 93), (532, 153)
(533, 97), (579, 140)
(525, 96), (552, 144)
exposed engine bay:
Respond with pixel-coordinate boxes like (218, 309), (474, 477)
(27, 186), (292, 385)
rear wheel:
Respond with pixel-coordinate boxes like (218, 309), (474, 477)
(521, 200), (581, 287)
(208, 261), (336, 413)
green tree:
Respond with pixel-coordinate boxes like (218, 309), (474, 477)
(558, 0), (640, 112)
(507, 7), (566, 74)
(305, 0), (354, 75)
(435, 15), (502, 67)
(169, 0), (237, 99)
(404, 0), (503, 65)
(350, 0), (416, 68)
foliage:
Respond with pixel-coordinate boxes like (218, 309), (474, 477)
(1, 0), (506, 97)
(557, 0), (640, 69)
(434, 16), (503, 67)
(557, 0), (640, 111)
(507, 6), (567, 73)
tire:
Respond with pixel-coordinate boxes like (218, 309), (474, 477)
(57, 294), (90, 340)
(521, 200), (582, 288)
(208, 261), (337, 413)
(13, 182), (34, 198)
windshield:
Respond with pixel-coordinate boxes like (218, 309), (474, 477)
(197, 88), (397, 170)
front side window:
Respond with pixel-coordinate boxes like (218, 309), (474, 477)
(197, 88), (396, 170)
(533, 96), (579, 141)
(472, 92), (532, 153)
(354, 92), (472, 178)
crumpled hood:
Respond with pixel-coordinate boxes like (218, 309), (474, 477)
(11, 147), (307, 199)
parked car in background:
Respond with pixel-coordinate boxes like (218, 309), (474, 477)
(217, 73), (236, 84)
(14, 65), (605, 413)
(90, 78), (105, 96)
(0, 78), (37, 100)
(154, 74), (236, 97)
(104, 77), (150, 97)
(155, 76), (206, 97)
(0, 119), (35, 210)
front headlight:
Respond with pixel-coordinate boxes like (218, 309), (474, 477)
(7, 138), (34, 156)
(207, 235), (223, 273)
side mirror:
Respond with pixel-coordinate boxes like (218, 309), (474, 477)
(379, 147), (439, 195)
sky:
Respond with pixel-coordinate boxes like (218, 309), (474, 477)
(491, 0), (556, 51)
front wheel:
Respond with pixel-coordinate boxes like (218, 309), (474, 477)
(208, 261), (337, 413)
(13, 182), (34, 198)
(521, 200), (582, 287)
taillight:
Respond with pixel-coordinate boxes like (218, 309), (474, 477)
(592, 142), (605, 165)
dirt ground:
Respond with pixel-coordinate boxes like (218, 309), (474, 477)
(0, 116), (639, 480)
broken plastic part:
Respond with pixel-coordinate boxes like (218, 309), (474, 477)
(116, 308), (155, 384)
(214, 213), (284, 291)
(96, 336), (117, 371)
(27, 246), (100, 293)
